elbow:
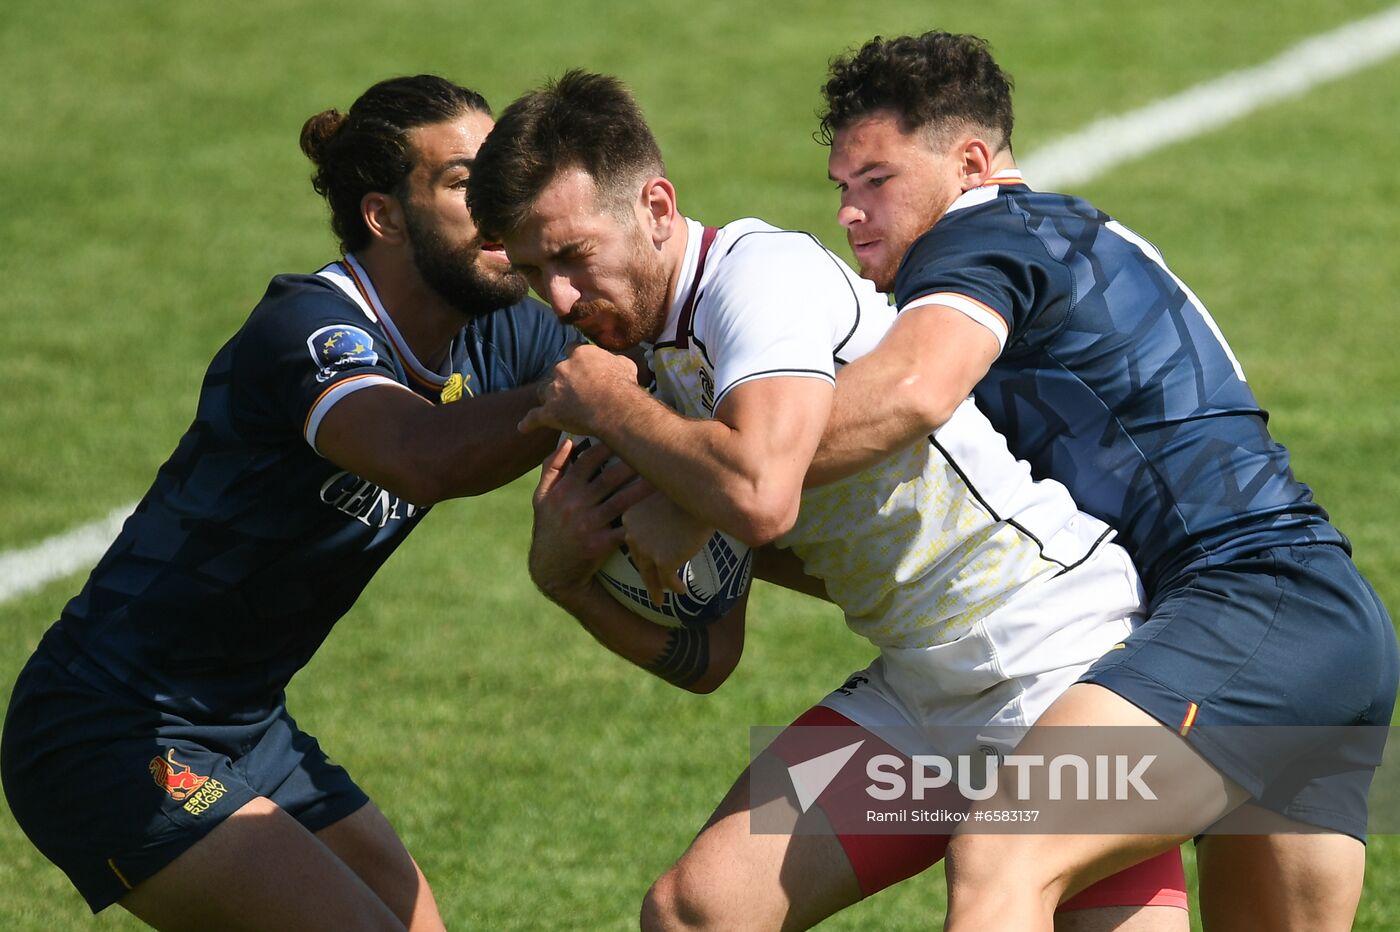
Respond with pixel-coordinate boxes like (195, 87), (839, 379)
(892, 370), (961, 434)
(685, 671), (727, 695)
(680, 599), (746, 694)
(727, 489), (801, 548)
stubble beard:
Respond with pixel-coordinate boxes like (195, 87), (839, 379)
(568, 227), (671, 350)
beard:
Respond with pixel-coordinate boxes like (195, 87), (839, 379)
(565, 230), (671, 349)
(403, 203), (527, 319)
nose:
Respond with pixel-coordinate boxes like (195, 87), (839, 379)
(837, 203), (865, 229)
(543, 273), (580, 318)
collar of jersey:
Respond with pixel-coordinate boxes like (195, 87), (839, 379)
(944, 169), (1026, 217)
(654, 216), (706, 347)
(335, 253), (451, 390)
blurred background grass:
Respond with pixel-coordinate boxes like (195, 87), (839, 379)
(2, 1), (1397, 927)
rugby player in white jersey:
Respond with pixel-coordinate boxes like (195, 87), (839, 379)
(468, 71), (1188, 930)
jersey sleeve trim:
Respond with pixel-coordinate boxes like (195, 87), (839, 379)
(901, 292), (1009, 351)
(712, 368), (835, 412)
(303, 373), (405, 454)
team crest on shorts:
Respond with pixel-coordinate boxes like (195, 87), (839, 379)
(149, 749), (209, 801)
(149, 749), (228, 815)
(308, 324), (378, 380)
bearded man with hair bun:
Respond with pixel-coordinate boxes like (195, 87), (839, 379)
(2, 74), (588, 929)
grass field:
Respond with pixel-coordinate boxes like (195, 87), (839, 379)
(3, 1), (1399, 928)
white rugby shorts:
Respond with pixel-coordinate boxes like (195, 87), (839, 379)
(820, 541), (1143, 758)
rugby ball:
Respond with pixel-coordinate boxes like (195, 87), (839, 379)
(564, 434), (753, 628)
(598, 530), (753, 628)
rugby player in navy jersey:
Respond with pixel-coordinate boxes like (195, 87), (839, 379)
(1, 75), (591, 929)
(816, 32), (1398, 930)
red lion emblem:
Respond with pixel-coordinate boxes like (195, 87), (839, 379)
(149, 749), (209, 801)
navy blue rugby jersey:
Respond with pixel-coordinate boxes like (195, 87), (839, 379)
(47, 256), (575, 720)
(893, 171), (1345, 598)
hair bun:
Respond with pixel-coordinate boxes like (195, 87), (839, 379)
(299, 108), (347, 164)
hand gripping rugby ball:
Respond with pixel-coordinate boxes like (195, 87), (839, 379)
(597, 530), (754, 628)
(565, 435), (753, 628)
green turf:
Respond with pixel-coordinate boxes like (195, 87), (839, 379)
(2, 1), (1398, 927)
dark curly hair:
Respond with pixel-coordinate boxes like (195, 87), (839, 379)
(468, 70), (664, 241)
(300, 75), (491, 253)
(818, 32), (1014, 151)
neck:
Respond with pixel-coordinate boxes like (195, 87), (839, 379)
(352, 246), (461, 371)
(662, 216), (693, 309)
(989, 149), (1019, 175)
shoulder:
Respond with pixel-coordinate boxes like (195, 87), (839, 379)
(899, 189), (1094, 298)
(243, 272), (375, 340)
(704, 219), (854, 304)
(714, 219), (834, 271)
(233, 270), (388, 380)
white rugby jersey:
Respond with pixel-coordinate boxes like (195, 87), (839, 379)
(651, 218), (1118, 650)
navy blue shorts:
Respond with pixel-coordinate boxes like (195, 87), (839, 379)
(1081, 543), (1398, 839)
(2, 641), (369, 912)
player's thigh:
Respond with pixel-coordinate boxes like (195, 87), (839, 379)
(119, 795), (404, 931)
(1197, 821), (1364, 932)
(316, 800), (445, 932)
(1081, 546), (1396, 832)
(643, 763), (862, 932)
(947, 683), (1247, 901)
(246, 711), (443, 930)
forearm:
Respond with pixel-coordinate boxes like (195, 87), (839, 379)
(525, 345), (829, 544)
(542, 578), (740, 694)
(807, 303), (1000, 487)
(429, 385), (561, 497)
(805, 354), (945, 487)
(324, 384), (557, 505)
(590, 387), (780, 541)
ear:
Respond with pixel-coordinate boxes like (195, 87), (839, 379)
(361, 191), (409, 247)
(638, 176), (679, 247)
(956, 138), (996, 192)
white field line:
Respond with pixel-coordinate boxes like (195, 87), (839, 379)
(0, 504), (134, 603)
(4, 5), (1400, 607)
(1022, 4), (1400, 188)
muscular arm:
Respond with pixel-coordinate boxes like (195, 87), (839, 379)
(316, 383), (558, 505)
(523, 344), (832, 547)
(807, 303), (1001, 487)
(529, 439), (745, 693)
(602, 377), (830, 547)
(546, 580), (747, 694)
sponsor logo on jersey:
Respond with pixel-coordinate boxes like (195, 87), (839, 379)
(440, 371), (470, 404)
(308, 325), (379, 382)
(836, 673), (869, 696)
(320, 470), (420, 527)
(698, 368), (716, 413)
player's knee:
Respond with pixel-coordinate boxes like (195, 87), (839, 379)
(946, 833), (1057, 902)
(641, 865), (725, 932)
